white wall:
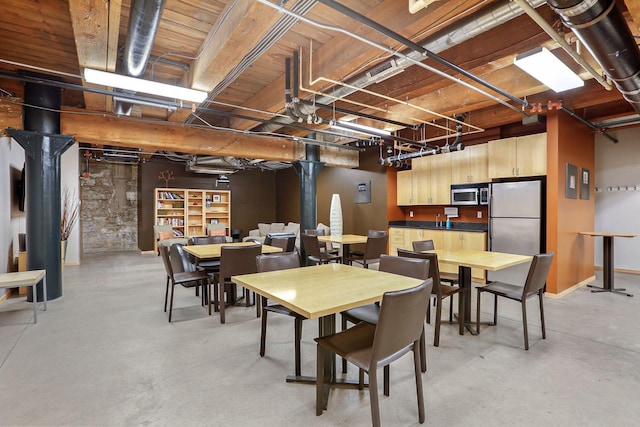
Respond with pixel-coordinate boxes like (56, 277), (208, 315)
(594, 127), (640, 271)
(0, 136), (27, 299)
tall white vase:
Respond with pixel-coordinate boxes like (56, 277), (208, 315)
(329, 194), (343, 241)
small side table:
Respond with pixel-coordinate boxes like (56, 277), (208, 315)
(580, 232), (637, 297)
(0, 270), (47, 323)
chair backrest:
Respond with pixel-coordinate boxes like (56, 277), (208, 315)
(372, 279), (433, 365)
(256, 251), (301, 273)
(303, 228), (326, 236)
(522, 252), (554, 298)
(301, 233), (322, 258)
(362, 234), (389, 260)
(219, 244), (262, 281)
(159, 245), (174, 278)
(265, 232), (296, 250)
(170, 243), (195, 273)
(396, 248), (442, 296)
(269, 236), (297, 252)
(368, 230), (388, 238)
(412, 239), (435, 251)
(379, 254), (429, 281)
(190, 235), (226, 245)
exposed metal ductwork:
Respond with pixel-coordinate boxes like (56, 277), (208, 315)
(116, 0), (166, 116)
(547, 0), (640, 114)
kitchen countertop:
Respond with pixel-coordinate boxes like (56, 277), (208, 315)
(388, 220), (488, 233)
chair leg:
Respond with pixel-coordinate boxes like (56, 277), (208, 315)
(476, 289), (481, 334)
(316, 344), (325, 416)
(413, 342), (426, 424)
(449, 295), (454, 322)
(426, 301), (431, 324)
(219, 281), (226, 324)
(383, 365), (390, 396)
(164, 277), (170, 312)
(358, 368), (365, 390)
(458, 291), (465, 336)
(493, 295), (498, 325)
(539, 290), (546, 339)
(522, 299), (529, 350)
(341, 316), (348, 374)
(368, 366), (381, 427)
(419, 327), (427, 373)
(260, 300), (268, 357)
(168, 282), (175, 322)
(256, 293), (261, 317)
(294, 317), (303, 377)
(433, 296), (442, 347)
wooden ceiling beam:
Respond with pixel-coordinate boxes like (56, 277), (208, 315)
(68, 0), (110, 111)
(60, 107), (358, 167)
(189, 0), (282, 91)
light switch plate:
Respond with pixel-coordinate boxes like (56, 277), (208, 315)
(477, 211), (482, 218)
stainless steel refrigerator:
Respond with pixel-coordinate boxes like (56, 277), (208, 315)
(488, 180), (543, 284)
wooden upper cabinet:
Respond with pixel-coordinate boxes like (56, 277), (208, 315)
(516, 133), (547, 177)
(430, 152), (451, 204)
(488, 133), (546, 179)
(396, 170), (413, 205)
(451, 144), (488, 184)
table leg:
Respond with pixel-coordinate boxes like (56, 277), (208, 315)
(587, 236), (633, 297)
(342, 243), (350, 264)
(458, 265), (478, 335)
(32, 279), (38, 324)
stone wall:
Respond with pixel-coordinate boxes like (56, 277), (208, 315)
(81, 162), (138, 252)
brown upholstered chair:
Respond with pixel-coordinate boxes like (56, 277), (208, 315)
(476, 252), (554, 350)
(170, 243), (207, 301)
(159, 245), (211, 322)
(411, 239), (459, 285)
(301, 233), (341, 265)
(190, 235), (227, 245)
(315, 279), (433, 427)
(264, 232), (297, 252)
(256, 252), (305, 375)
(304, 228), (338, 255)
(346, 232), (388, 268)
(340, 254), (430, 379)
(211, 244), (262, 323)
(397, 248), (465, 346)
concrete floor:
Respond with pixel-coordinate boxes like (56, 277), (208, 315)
(1, 251), (639, 426)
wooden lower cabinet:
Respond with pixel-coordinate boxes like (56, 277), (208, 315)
(389, 227), (487, 282)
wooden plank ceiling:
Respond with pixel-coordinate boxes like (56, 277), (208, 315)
(1, 0), (639, 166)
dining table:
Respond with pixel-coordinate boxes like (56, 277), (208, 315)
(232, 263), (423, 406)
(579, 232), (637, 297)
(183, 242), (282, 304)
(317, 234), (368, 264)
(427, 249), (532, 334)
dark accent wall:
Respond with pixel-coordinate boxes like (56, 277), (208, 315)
(276, 149), (388, 234)
(138, 161), (276, 252)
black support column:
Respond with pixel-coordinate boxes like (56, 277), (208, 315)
(293, 144), (324, 264)
(6, 76), (74, 301)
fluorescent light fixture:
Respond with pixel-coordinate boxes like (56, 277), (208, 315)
(84, 68), (208, 103)
(330, 120), (392, 137)
(514, 47), (584, 93)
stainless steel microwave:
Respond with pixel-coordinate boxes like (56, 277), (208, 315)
(451, 184), (489, 206)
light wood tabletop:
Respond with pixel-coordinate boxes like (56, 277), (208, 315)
(317, 234), (368, 245)
(430, 249), (532, 271)
(579, 232), (638, 238)
(232, 263), (423, 319)
(183, 242), (282, 260)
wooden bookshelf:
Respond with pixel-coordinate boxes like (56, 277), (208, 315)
(154, 188), (231, 246)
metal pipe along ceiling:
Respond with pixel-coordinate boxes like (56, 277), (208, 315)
(117, 0), (166, 116)
(547, 0), (640, 114)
